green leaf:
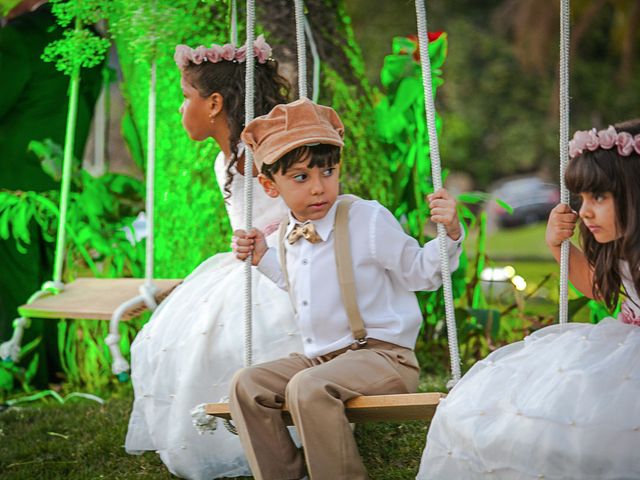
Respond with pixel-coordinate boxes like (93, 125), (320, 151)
(495, 198), (513, 214)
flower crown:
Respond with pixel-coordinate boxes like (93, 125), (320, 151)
(174, 34), (272, 69)
(569, 125), (640, 159)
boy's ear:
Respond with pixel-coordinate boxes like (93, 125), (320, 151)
(209, 92), (224, 117)
(258, 174), (280, 198)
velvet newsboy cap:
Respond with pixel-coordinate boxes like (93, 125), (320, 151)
(241, 97), (345, 170)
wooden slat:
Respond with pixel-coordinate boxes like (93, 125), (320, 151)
(205, 392), (444, 425)
(18, 278), (181, 320)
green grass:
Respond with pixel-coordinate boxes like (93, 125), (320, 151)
(484, 223), (553, 261)
(0, 381), (442, 480)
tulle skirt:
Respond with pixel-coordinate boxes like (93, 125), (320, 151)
(418, 319), (640, 480)
(125, 252), (301, 479)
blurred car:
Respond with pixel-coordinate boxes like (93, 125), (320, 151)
(490, 177), (560, 228)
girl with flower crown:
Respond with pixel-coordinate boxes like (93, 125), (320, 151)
(125, 35), (302, 480)
(417, 119), (640, 479)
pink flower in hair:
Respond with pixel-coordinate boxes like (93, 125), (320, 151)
(585, 128), (600, 151)
(616, 132), (635, 156)
(174, 45), (192, 69)
(633, 134), (640, 156)
(221, 44), (236, 61)
(191, 46), (207, 64)
(235, 45), (247, 63)
(597, 125), (617, 149)
(569, 130), (592, 158)
(253, 34), (272, 63)
(205, 44), (223, 63)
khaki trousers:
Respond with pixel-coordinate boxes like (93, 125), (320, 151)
(229, 339), (420, 480)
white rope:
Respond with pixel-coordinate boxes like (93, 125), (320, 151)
(106, 283), (158, 376)
(414, 0), (461, 387)
(294, 0), (308, 99)
(0, 317), (30, 362)
(558, 0), (571, 324)
(0, 283), (62, 362)
(106, 52), (159, 378)
(243, 0), (256, 369)
(230, 0), (238, 45)
(303, 16), (320, 102)
(145, 59), (156, 285)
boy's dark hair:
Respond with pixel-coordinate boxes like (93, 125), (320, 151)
(183, 59), (290, 200)
(565, 118), (640, 309)
(261, 144), (341, 179)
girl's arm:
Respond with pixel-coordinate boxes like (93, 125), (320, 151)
(545, 203), (596, 298)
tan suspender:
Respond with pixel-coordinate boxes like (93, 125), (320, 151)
(277, 197), (368, 345)
(334, 198), (368, 344)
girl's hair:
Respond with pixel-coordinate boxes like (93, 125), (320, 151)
(183, 59), (290, 200)
(260, 144), (341, 179)
(565, 119), (640, 309)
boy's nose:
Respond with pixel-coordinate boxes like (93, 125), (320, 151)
(309, 176), (324, 194)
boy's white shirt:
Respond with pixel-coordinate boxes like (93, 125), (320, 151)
(257, 195), (463, 358)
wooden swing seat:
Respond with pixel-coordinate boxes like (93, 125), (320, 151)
(205, 392), (444, 425)
(18, 277), (182, 320)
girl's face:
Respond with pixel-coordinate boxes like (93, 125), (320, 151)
(179, 74), (213, 141)
(578, 191), (621, 243)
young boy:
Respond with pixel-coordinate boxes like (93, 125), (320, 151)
(232, 98), (462, 480)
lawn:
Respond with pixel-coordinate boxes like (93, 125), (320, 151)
(0, 378), (446, 480)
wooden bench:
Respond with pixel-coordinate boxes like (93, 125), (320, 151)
(205, 392), (445, 425)
(18, 277), (181, 320)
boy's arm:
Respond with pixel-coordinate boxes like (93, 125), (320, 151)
(232, 229), (287, 290)
(256, 248), (288, 291)
(371, 205), (463, 292)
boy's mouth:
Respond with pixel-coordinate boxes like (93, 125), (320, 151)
(309, 201), (327, 210)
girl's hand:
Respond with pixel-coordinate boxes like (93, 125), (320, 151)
(232, 228), (267, 265)
(428, 188), (462, 241)
(545, 203), (578, 248)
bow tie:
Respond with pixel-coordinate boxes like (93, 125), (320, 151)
(287, 222), (322, 245)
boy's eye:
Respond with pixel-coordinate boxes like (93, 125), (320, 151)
(293, 173), (307, 182)
(322, 167), (335, 177)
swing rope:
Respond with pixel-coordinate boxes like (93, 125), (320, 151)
(230, 0), (238, 46)
(243, 0), (256, 370)
(414, 0), (461, 386)
(107, 5), (162, 377)
(558, 0), (571, 324)
(294, 0), (308, 99)
(304, 16), (320, 103)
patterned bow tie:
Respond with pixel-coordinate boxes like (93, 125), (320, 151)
(287, 222), (322, 245)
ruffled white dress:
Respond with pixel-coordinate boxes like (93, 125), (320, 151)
(125, 151), (302, 479)
(418, 261), (640, 480)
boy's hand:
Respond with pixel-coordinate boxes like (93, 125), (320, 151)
(232, 228), (267, 265)
(428, 188), (461, 241)
(545, 203), (578, 248)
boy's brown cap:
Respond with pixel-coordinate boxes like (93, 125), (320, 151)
(241, 98), (344, 171)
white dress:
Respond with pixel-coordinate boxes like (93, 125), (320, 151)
(125, 151), (302, 479)
(418, 261), (640, 480)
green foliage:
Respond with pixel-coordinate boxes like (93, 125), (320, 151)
(109, 0), (202, 63)
(0, 141), (145, 280)
(375, 33), (447, 243)
(56, 317), (146, 392)
(109, 1), (231, 277)
(42, 0), (110, 76)
(0, 337), (42, 399)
